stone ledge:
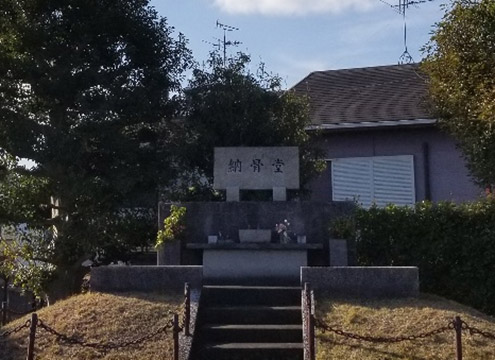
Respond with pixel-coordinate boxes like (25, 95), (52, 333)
(301, 266), (419, 298)
(186, 243), (323, 250)
(204, 250), (307, 282)
(90, 265), (203, 292)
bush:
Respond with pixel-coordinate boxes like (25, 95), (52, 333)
(354, 199), (495, 315)
(155, 205), (186, 247)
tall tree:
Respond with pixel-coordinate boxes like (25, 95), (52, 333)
(422, 0), (495, 189)
(0, 0), (191, 293)
(176, 51), (325, 200)
(0, 151), (53, 299)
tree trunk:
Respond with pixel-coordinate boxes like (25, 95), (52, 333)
(2, 277), (8, 304)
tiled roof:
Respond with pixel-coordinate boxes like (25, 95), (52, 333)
(291, 64), (433, 127)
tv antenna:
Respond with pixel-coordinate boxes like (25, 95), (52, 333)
(202, 38), (221, 52)
(379, 0), (437, 64)
(216, 20), (242, 64)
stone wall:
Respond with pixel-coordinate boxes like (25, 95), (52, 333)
(159, 201), (354, 244)
(90, 266), (203, 292)
(158, 201), (354, 265)
(301, 266), (419, 298)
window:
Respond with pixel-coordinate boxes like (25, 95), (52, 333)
(331, 155), (415, 207)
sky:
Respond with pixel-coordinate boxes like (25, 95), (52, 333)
(150, 0), (447, 88)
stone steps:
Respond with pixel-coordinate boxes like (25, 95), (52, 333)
(203, 305), (302, 324)
(192, 285), (303, 360)
(202, 285), (301, 306)
(203, 342), (304, 360)
(202, 324), (303, 343)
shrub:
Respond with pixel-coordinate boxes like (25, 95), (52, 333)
(155, 205), (187, 247)
(353, 199), (495, 315)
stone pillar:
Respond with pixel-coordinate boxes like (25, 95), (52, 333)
(329, 239), (348, 266)
(157, 242), (181, 265)
(272, 186), (287, 201)
(226, 186), (240, 202)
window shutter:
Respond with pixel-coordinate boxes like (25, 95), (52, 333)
(332, 155), (415, 207)
(373, 155), (415, 207)
(332, 158), (373, 206)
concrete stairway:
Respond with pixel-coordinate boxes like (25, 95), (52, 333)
(192, 285), (303, 360)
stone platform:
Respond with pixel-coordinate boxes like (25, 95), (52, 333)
(90, 265), (203, 292)
(89, 264), (419, 298)
(301, 266), (419, 298)
(187, 243), (322, 284)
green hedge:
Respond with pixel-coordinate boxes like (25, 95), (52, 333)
(353, 199), (495, 315)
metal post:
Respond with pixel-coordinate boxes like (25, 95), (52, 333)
(26, 313), (38, 360)
(309, 296), (315, 360)
(173, 313), (179, 360)
(454, 316), (463, 360)
(1, 301), (7, 326)
(184, 282), (190, 336)
(304, 282), (315, 360)
(303, 282), (309, 360)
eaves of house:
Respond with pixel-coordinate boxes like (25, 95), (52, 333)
(291, 63), (436, 131)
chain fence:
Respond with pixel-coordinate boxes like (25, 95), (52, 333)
(1, 282), (193, 360)
(301, 282), (495, 360)
(38, 318), (175, 351)
(313, 313), (495, 359)
(1, 311), (182, 360)
(315, 318), (454, 343)
(462, 321), (495, 340)
(0, 319), (31, 339)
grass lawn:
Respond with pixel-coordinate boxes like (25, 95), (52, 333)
(0, 291), (182, 360)
(4, 290), (495, 360)
(316, 294), (495, 360)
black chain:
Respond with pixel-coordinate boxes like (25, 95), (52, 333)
(167, 303), (185, 317)
(463, 321), (495, 341)
(162, 301), (187, 329)
(0, 319), (31, 338)
(38, 318), (175, 351)
(315, 318), (454, 343)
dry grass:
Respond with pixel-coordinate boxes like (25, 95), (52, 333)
(4, 290), (495, 360)
(316, 294), (495, 360)
(0, 291), (182, 360)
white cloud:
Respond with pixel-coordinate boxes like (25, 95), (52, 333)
(212, 0), (377, 15)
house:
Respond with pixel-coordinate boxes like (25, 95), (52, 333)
(292, 64), (481, 207)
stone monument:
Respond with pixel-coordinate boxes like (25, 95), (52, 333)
(200, 147), (309, 282)
(213, 147), (299, 201)
(157, 146), (354, 283)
